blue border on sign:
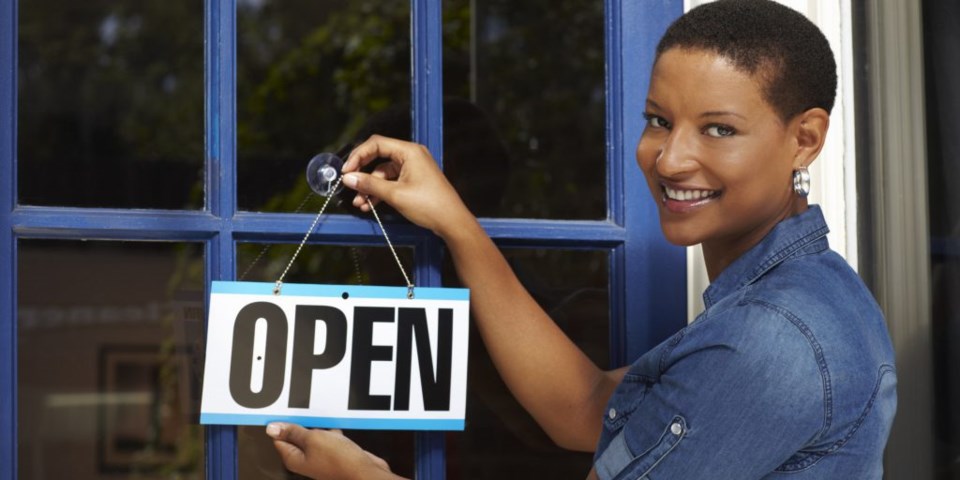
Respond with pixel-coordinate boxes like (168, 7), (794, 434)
(200, 413), (464, 431)
(211, 281), (469, 301)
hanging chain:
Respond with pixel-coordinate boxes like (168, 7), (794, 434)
(365, 195), (415, 299)
(239, 192), (316, 281)
(273, 178), (415, 299)
(274, 178), (343, 295)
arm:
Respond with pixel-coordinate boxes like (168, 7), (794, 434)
(342, 135), (625, 450)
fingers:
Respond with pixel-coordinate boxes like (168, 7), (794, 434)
(266, 423), (310, 475)
(342, 135), (433, 173)
(342, 135), (425, 211)
(343, 172), (393, 210)
(266, 421), (311, 448)
(265, 423), (398, 480)
(338, 134), (467, 235)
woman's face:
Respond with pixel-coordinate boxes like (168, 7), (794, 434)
(638, 48), (806, 254)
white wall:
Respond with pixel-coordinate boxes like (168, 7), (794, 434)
(682, 0), (858, 321)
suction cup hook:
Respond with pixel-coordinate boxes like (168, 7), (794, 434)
(306, 152), (345, 197)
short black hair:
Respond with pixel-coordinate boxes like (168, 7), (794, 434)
(656, 0), (837, 121)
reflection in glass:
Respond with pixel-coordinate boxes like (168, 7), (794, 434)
(18, 1), (204, 209)
(18, 240), (205, 479)
(443, 0), (606, 219)
(923, 1), (960, 475)
(237, 0), (410, 214)
(236, 242), (417, 480)
(444, 248), (609, 479)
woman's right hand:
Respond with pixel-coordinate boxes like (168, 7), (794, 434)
(341, 135), (474, 238)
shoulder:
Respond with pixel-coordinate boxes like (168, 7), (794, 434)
(668, 300), (828, 406)
(736, 249), (893, 365)
(744, 248), (882, 322)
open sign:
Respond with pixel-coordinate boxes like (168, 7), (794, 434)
(200, 281), (470, 430)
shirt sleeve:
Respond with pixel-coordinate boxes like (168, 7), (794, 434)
(594, 303), (826, 480)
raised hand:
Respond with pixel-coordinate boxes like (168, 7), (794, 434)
(341, 135), (475, 238)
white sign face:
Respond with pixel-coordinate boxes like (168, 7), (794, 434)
(200, 281), (470, 430)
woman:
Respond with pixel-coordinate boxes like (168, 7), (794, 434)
(265, 1), (897, 478)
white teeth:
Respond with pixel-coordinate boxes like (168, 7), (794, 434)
(664, 186), (717, 202)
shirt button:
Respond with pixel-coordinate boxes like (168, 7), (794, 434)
(608, 408), (617, 420)
(670, 422), (683, 436)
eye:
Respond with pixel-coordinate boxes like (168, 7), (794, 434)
(704, 124), (736, 138)
(643, 113), (671, 129)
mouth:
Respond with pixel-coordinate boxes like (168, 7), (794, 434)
(660, 184), (721, 212)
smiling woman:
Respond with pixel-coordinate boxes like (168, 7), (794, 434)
(638, 48), (829, 278)
(263, 1), (896, 479)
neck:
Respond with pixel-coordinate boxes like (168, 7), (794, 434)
(702, 199), (808, 281)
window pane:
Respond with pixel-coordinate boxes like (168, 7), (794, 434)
(18, 240), (205, 479)
(444, 248), (609, 479)
(236, 242), (416, 480)
(18, 1), (204, 209)
(443, 0), (606, 219)
(237, 0), (411, 214)
(923, 0), (960, 475)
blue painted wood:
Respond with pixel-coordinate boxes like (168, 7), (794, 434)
(9, 207), (628, 246)
(208, 233), (238, 480)
(0, 0), (16, 475)
(606, 0), (628, 366)
(11, 207), (220, 239)
(206, 0), (239, 478)
(617, 0), (686, 364)
(411, 0), (447, 477)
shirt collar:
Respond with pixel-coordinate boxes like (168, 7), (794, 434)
(702, 205), (830, 309)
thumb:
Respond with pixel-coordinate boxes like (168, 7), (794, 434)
(343, 172), (398, 211)
(266, 423), (309, 470)
(342, 172), (394, 200)
(266, 422), (311, 448)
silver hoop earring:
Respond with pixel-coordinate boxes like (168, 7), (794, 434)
(793, 167), (811, 197)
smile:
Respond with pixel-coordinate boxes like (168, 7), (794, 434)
(662, 185), (721, 203)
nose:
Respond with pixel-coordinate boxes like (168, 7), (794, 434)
(655, 129), (697, 178)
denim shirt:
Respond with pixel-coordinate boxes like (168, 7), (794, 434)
(593, 206), (897, 479)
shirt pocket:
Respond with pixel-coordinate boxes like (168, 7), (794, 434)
(602, 372), (650, 433)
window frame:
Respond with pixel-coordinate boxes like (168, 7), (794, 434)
(0, 1), (685, 478)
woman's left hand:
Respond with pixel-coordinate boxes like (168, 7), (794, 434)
(265, 422), (405, 480)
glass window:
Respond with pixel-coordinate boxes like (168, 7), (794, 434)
(442, 0), (606, 220)
(923, 1), (960, 476)
(18, 1), (204, 209)
(2, 1), (683, 478)
(444, 248), (609, 479)
(237, 0), (411, 214)
(18, 240), (205, 479)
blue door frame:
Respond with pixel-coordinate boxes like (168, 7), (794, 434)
(0, 1), (684, 478)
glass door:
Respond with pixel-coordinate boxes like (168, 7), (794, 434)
(1, 1), (685, 478)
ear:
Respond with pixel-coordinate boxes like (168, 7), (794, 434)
(791, 107), (830, 169)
